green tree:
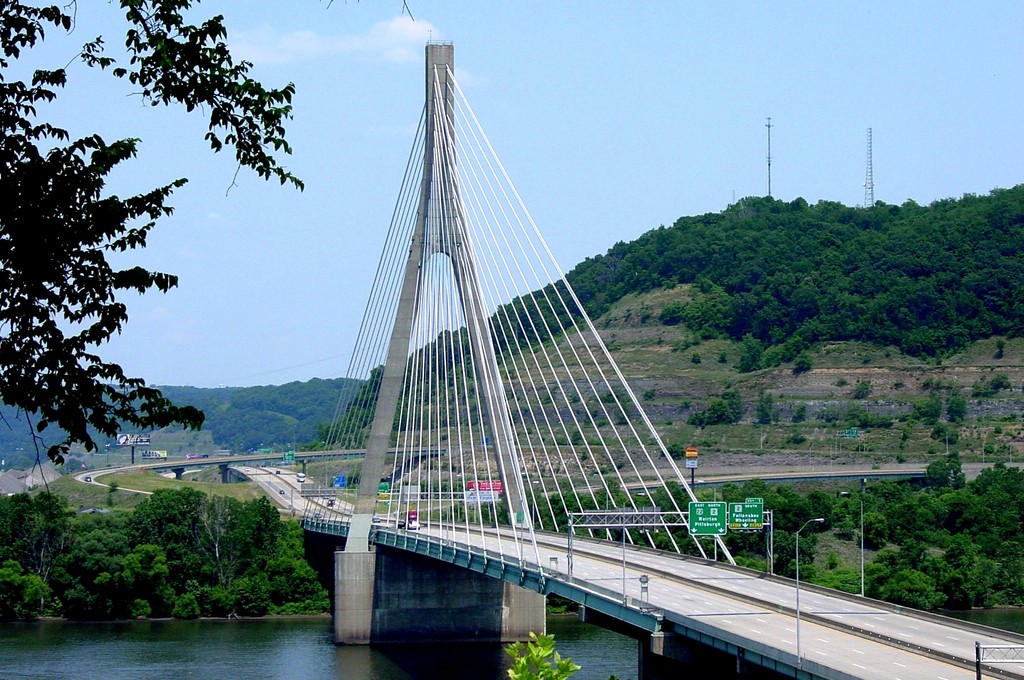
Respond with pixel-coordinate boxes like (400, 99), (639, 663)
(1, 0), (301, 463)
(3, 493), (73, 596)
(755, 392), (777, 424)
(231, 572), (272, 617)
(925, 452), (965, 490)
(852, 380), (872, 399)
(658, 302), (685, 326)
(876, 569), (944, 610)
(736, 334), (763, 373)
(120, 544), (175, 618)
(0, 559), (49, 619)
(128, 488), (207, 592)
(172, 592), (201, 620)
(946, 394), (967, 423)
(792, 351), (812, 374)
(506, 633), (580, 680)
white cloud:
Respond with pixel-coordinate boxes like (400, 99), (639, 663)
(454, 67), (488, 89)
(231, 16), (438, 65)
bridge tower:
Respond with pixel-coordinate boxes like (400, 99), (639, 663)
(335, 42), (544, 645)
(346, 42), (527, 553)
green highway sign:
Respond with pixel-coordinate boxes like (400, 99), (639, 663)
(282, 450), (295, 464)
(688, 501), (727, 536)
(728, 498), (764, 530)
(840, 427), (859, 439)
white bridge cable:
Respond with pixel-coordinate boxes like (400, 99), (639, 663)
(449, 109), (600, 536)
(448, 79), (651, 541)
(451, 123), (617, 522)
(325, 111), (427, 452)
(325, 62), (733, 564)
(447, 69), (715, 555)
(431, 73), (521, 557)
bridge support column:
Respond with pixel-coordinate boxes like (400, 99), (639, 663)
(219, 464), (230, 484)
(334, 549), (377, 645)
(334, 545), (545, 645)
(171, 467), (185, 480)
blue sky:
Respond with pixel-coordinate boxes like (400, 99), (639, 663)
(30, 1), (1024, 388)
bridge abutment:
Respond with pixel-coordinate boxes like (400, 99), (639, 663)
(334, 545), (545, 645)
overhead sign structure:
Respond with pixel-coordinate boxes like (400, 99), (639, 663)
(728, 498), (765, 530)
(282, 450), (295, 464)
(688, 501), (727, 536)
(116, 433), (150, 447)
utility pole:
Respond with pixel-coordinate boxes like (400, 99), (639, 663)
(766, 117), (773, 197)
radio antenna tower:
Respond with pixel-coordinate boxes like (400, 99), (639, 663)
(766, 117), (773, 197)
(864, 127), (875, 207)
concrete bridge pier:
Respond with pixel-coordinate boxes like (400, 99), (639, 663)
(334, 545), (545, 645)
(171, 467), (185, 480)
(640, 630), (782, 679)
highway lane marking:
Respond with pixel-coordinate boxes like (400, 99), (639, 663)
(852, 649), (865, 655)
(853, 663), (866, 670)
(893, 662), (906, 668)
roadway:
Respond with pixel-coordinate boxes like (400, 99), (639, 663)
(71, 462), (351, 518)
(409, 524), (1024, 679)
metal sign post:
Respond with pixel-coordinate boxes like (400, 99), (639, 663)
(684, 446), (698, 487)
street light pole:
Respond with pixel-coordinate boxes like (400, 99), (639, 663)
(796, 517), (825, 669)
(860, 478), (866, 597)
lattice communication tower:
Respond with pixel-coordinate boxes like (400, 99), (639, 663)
(864, 127), (874, 207)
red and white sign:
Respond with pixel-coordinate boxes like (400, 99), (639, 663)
(467, 480), (504, 493)
(465, 479), (503, 503)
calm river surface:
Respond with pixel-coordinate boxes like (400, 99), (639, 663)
(0, 616), (638, 680)
(6, 609), (1024, 679)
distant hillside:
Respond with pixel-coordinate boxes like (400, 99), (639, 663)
(0, 378), (359, 470)
(154, 378), (359, 453)
(6, 188), (1024, 473)
(565, 186), (1024, 364)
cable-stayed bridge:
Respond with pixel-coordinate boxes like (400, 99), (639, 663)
(301, 43), (1024, 678)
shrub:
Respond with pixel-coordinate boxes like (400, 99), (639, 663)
(172, 593), (201, 619)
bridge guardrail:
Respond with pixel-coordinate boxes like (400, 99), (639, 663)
(553, 531), (1024, 679)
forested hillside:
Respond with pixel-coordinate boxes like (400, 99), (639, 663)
(566, 186), (1024, 365)
(1, 378), (358, 469)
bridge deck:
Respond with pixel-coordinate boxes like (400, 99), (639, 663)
(337, 520), (1024, 680)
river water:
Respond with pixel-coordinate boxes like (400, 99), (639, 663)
(0, 615), (638, 680)
(6, 609), (1024, 679)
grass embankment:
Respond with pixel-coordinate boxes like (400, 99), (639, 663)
(104, 470), (265, 501)
(39, 469), (265, 510)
